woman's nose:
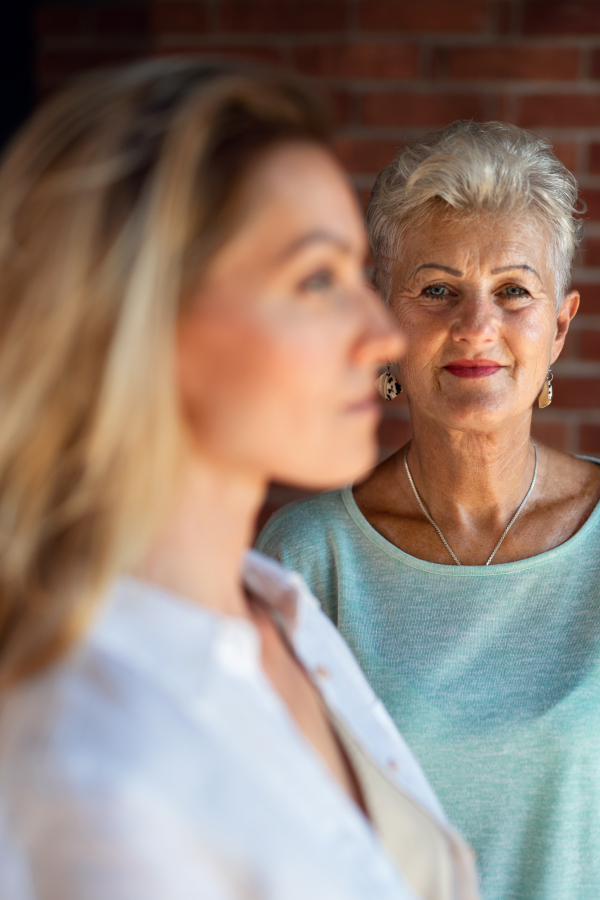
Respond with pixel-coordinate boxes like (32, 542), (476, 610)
(357, 284), (405, 365)
(451, 294), (499, 345)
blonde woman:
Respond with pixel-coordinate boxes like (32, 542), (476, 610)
(0, 62), (479, 900)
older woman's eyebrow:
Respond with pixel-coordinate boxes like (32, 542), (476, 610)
(410, 263), (463, 278)
(491, 264), (541, 279)
(276, 230), (353, 262)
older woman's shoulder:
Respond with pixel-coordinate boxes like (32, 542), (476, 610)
(537, 443), (600, 533)
(544, 444), (600, 490)
(257, 488), (351, 549)
(256, 489), (355, 619)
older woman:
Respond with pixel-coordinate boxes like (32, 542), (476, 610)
(0, 63), (481, 900)
(257, 120), (600, 900)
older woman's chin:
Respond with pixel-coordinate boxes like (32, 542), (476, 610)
(421, 389), (528, 427)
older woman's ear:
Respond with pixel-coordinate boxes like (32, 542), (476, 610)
(551, 289), (580, 363)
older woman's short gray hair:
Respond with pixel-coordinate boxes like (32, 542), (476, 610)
(367, 120), (584, 306)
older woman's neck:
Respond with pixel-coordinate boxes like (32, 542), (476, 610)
(407, 411), (536, 509)
(135, 455), (265, 619)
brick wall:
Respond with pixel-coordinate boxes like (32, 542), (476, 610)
(34, 0), (600, 524)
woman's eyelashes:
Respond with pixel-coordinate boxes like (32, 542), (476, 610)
(419, 282), (533, 301)
(499, 284), (530, 298)
(495, 284), (535, 306)
(421, 283), (455, 299)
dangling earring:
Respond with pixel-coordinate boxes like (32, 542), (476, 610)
(377, 364), (402, 402)
(538, 369), (553, 408)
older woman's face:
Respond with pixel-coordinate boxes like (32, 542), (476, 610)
(177, 142), (401, 489)
(389, 213), (579, 432)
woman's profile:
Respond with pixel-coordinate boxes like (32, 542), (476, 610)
(0, 61), (479, 900)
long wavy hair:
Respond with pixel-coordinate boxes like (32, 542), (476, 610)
(0, 58), (328, 686)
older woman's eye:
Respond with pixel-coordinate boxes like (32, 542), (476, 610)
(299, 269), (335, 292)
(503, 285), (529, 297)
(423, 284), (448, 298)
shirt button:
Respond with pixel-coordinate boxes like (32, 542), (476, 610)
(387, 758), (399, 773)
(313, 665), (330, 680)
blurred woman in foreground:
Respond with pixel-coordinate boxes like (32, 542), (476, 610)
(0, 61), (478, 900)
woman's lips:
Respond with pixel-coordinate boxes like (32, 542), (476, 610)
(444, 359), (503, 378)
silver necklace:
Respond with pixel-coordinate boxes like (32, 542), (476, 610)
(403, 442), (538, 566)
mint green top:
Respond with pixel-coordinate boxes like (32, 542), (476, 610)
(256, 481), (600, 900)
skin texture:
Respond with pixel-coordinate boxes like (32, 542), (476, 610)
(354, 211), (600, 566)
(138, 141), (401, 807)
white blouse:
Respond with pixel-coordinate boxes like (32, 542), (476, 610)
(0, 551), (477, 900)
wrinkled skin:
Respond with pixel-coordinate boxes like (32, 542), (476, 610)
(354, 211), (600, 567)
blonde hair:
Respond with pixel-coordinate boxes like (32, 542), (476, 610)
(367, 120), (584, 305)
(0, 58), (328, 686)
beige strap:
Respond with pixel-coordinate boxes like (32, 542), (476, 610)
(330, 713), (480, 900)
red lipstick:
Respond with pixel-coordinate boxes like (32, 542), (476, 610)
(444, 358), (503, 378)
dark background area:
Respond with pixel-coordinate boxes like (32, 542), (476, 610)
(0, 2), (36, 150)
(4, 0), (600, 524)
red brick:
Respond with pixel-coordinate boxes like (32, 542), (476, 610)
(552, 377), (600, 408)
(582, 238), (600, 268)
(220, 1), (346, 33)
(581, 189), (600, 221)
(530, 420), (567, 449)
(333, 138), (402, 174)
(495, 0), (513, 34)
(154, 44), (284, 65)
(37, 48), (144, 82)
(551, 140), (578, 173)
(443, 45), (579, 81)
(151, 2), (208, 34)
(360, 0), (487, 33)
(590, 143), (600, 173)
(591, 50), (600, 79)
(94, 6), (150, 36)
(293, 43), (419, 79)
(324, 89), (352, 126)
(378, 417), (412, 448)
(35, 5), (83, 35)
(255, 502), (279, 534)
(518, 94), (600, 128)
(572, 284), (600, 315)
(561, 329), (577, 361)
(579, 330), (600, 360)
(523, 1), (600, 35)
(362, 92), (489, 127)
(579, 424), (600, 454)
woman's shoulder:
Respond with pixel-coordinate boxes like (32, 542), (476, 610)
(541, 444), (600, 510)
(0, 585), (227, 796)
(257, 488), (352, 553)
(515, 444), (600, 556)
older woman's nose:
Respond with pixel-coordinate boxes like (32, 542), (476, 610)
(450, 295), (499, 346)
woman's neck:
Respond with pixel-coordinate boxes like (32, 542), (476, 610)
(405, 409), (536, 529)
(135, 454), (265, 619)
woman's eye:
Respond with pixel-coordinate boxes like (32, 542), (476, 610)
(502, 285), (529, 298)
(299, 269), (335, 292)
(423, 284), (448, 298)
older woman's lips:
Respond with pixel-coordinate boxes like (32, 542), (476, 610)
(445, 359), (503, 378)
